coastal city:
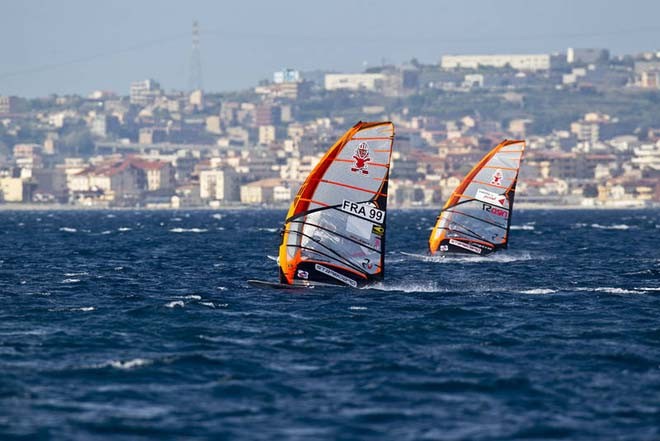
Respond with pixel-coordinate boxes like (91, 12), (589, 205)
(1, 47), (660, 209)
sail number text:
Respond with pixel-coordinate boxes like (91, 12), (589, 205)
(340, 200), (385, 223)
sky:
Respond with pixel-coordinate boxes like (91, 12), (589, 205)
(2, 0), (660, 97)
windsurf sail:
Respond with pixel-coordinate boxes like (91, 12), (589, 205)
(429, 139), (526, 255)
(278, 121), (395, 287)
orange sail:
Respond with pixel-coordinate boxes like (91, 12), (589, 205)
(429, 139), (526, 255)
(278, 121), (395, 287)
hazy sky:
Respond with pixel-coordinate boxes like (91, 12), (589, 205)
(2, 0), (660, 97)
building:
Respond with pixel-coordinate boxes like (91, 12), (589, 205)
(240, 178), (291, 204)
(0, 96), (18, 114)
(130, 79), (163, 106)
(129, 158), (175, 191)
(324, 73), (385, 91)
(441, 54), (556, 71)
(567, 48), (609, 64)
(0, 177), (35, 202)
(273, 68), (301, 84)
(255, 104), (282, 126)
(199, 168), (240, 202)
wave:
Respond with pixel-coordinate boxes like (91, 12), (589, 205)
(169, 228), (208, 233)
(176, 295), (202, 300)
(590, 224), (632, 230)
(61, 278), (81, 284)
(576, 287), (643, 295)
(164, 300), (185, 308)
(349, 306), (368, 310)
(211, 213), (223, 220)
(366, 281), (444, 293)
(199, 302), (216, 308)
(104, 358), (152, 370)
(258, 227), (279, 233)
(71, 306), (95, 312)
(64, 272), (88, 277)
(401, 251), (536, 264)
(510, 225), (535, 231)
(117, 227), (132, 232)
(517, 288), (557, 295)
(59, 227), (77, 233)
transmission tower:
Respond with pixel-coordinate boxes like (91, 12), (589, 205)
(188, 20), (203, 91)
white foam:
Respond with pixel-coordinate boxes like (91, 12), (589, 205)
(101, 230), (112, 235)
(107, 358), (152, 370)
(200, 302), (216, 308)
(349, 306), (368, 310)
(59, 227), (77, 233)
(366, 281), (444, 293)
(258, 227), (278, 233)
(590, 224), (631, 230)
(177, 295), (201, 300)
(64, 272), (88, 277)
(211, 214), (223, 220)
(518, 288), (557, 295)
(106, 214), (116, 218)
(61, 278), (81, 284)
(576, 287), (642, 295)
(510, 225), (535, 231)
(170, 217), (182, 222)
(165, 300), (185, 308)
(72, 306), (95, 312)
(117, 227), (132, 232)
(169, 228), (208, 233)
(215, 286), (228, 291)
(401, 251), (535, 264)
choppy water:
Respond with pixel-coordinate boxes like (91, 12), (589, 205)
(1, 209), (659, 440)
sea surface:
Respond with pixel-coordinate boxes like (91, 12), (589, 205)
(0, 209), (659, 440)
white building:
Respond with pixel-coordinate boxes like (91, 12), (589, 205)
(324, 73), (385, 91)
(130, 79), (163, 106)
(199, 168), (240, 202)
(441, 54), (555, 71)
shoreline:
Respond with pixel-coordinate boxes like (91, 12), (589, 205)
(0, 203), (657, 212)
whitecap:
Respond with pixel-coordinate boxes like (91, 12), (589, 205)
(518, 288), (557, 295)
(401, 251), (536, 264)
(106, 358), (152, 370)
(59, 227), (77, 233)
(576, 287), (642, 295)
(171, 217), (182, 222)
(367, 281), (443, 293)
(258, 227), (278, 233)
(117, 227), (132, 232)
(61, 278), (81, 284)
(64, 272), (88, 277)
(590, 224), (631, 230)
(200, 302), (216, 308)
(177, 295), (201, 300)
(510, 225), (535, 231)
(215, 286), (228, 291)
(211, 214), (223, 220)
(349, 306), (368, 310)
(165, 300), (185, 308)
(72, 306), (95, 312)
(169, 228), (208, 233)
(101, 230), (112, 235)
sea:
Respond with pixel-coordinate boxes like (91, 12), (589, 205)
(0, 208), (659, 440)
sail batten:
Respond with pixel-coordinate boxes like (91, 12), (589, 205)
(278, 121), (395, 287)
(429, 139), (526, 256)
